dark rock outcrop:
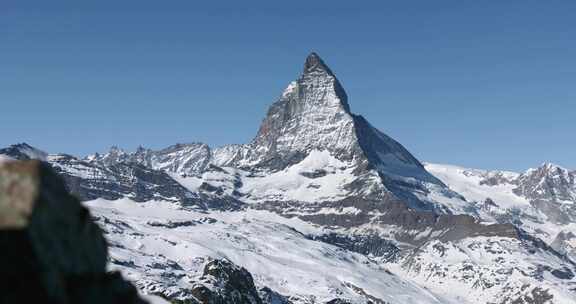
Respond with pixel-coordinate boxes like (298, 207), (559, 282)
(310, 232), (400, 262)
(0, 160), (147, 304)
(325, 299), (353, 304)
(188, 258), (263, 304)
(258, 198), (520, 247)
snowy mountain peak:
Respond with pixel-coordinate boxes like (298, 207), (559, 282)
(303, 52), (334, 76)
(539, 162), (569, 173)
(97, 145), (130, 165)
(0, 142), (48, 161)
(207, 54), (455, 210)
(301, 52), (350, 113)
(516, 162), (576, 204)
(109, 145), (124, 153)
(248, 54), (439, 183)
(522, 162), (573, 184)
(246, 53), (358, 170)
(523, 162), (572, 178)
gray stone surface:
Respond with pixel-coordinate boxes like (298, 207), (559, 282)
(0, 160), (147, 304)
(190, 258), (263, 304)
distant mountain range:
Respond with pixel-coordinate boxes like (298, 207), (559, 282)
(2, 53), (575, 304)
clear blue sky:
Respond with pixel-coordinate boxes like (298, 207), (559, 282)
(1, 1), (575, 171)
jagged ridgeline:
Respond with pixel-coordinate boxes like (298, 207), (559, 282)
(1, 53), (575, 304)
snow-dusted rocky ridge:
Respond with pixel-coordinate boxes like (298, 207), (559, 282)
(2, 53), (575, 304)
(426, 163), (576, 262)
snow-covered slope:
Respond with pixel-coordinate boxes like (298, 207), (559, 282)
(392, 236), (575, 304)
(424, 163), (525, 210)
(426, 162), (576, 262)
(88, 198), (447, 304)
(85, 197), (575, 304)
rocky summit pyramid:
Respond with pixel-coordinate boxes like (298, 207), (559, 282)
(250, 52), (358, 167)
(213, 52), (458, 211)
(251, 52), (427, 173)
(219, 53), (425, 171)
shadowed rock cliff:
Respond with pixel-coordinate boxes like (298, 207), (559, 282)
(0, 160), (147, 304)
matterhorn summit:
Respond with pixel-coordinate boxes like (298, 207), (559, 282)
(211, 53), (461, 211)
(249, 52), (358, 169)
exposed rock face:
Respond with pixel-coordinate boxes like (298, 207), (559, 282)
(515, 163), (576, 203)
(51, 154), (198, 203)
(514, 164), (576, 224)
(247, 52), (361, 170)
(325, 299), (353, 304)
(93, 143), (212, 176)
(309, 232), (401, 261)
(0, 145), (243, 211)
(245, 52), (425, 175)
(0, 160), (146, 304)
(258, 197), (520, 248)
(213, 53), (451, 210)
(189, 259), (263, 304)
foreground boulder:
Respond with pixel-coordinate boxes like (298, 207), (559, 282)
(0, 160), (147, 304)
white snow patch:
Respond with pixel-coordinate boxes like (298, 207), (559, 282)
(241, 150), (357, 202)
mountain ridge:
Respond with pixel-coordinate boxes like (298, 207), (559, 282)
(1, 53), (575, 304)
